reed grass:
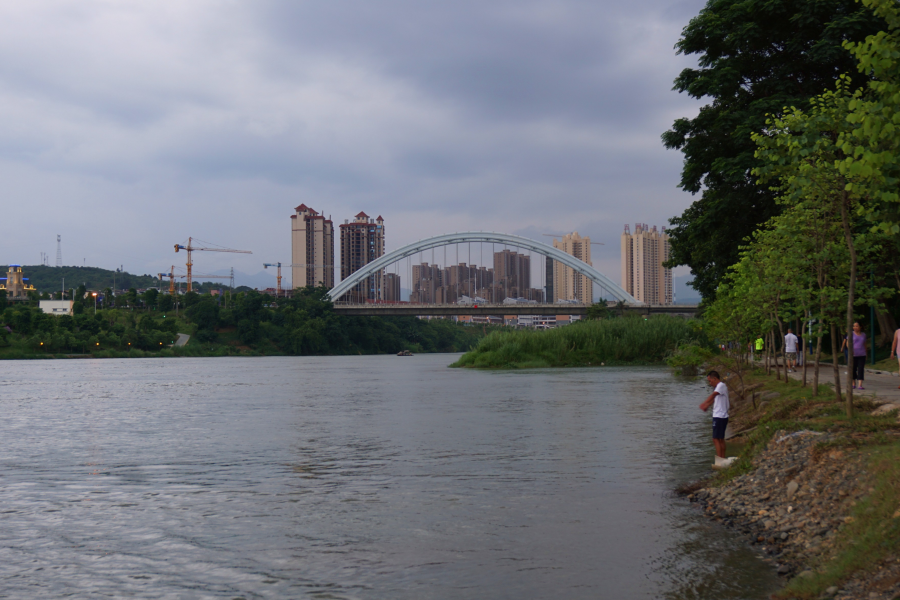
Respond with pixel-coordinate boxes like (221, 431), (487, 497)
(450, 315), (703, 368)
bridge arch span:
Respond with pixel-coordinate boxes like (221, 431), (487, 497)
(326, 231), (642, 305)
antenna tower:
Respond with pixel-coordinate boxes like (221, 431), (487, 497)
(56, 235), (62, 267)
(230, 267), (234, 290)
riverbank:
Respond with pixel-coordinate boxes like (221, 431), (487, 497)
(450, 315), (703, 368)
(683, 367), (900, 599)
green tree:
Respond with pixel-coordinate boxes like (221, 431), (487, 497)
(182, 291), (200, 308)
(187, 297), (220, 332)
(585, 302), (611, 320)
(840, 0), (900, 235)
(237, 318), (260, 345)
(143, 288), (159, 311)
(753, 80), (872, 416)
(157, 293), (174, 312)
(126, 288), (138, 309)
(662, 0), (885, 299)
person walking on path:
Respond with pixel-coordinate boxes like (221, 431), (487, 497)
(700, 371), (730, 459)
(890, 327), (900, 388)
(841, 322), (868, 390)
(784, 329), (799, 373)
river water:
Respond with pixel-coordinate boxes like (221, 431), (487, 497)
(0, 355), (779, 599)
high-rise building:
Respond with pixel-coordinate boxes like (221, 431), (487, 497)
(384, 273), (401, 302)
(410, 262), (442, 303)
(621, 224), (673, 304)
(544, 257), (554, 305)
(291, 204), (335, 290)
(409, 262), (498, 304)
(550, 232), (593, 304)
(339, 212), (385, 302)
(493, 249), (530, 298)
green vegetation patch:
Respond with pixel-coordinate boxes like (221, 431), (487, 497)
(0, 286), (498, 359)
(450, 315), (704, 369)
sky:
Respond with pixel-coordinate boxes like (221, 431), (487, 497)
(0, 0), (707, 295)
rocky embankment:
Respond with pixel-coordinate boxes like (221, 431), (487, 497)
(688, 429), (900, 599)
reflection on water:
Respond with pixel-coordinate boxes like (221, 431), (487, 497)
(0, 356), (779, 599)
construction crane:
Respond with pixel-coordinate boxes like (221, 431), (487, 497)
(158, 266), (177, 295)
(158, 268), (231, 295)
(175, 237), (251, 293)
(263, 263), (283, 297)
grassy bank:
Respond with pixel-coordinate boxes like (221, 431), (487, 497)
(450, 315), (704, 368)
(695, 366), (900, 598)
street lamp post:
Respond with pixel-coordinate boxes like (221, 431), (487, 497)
(92, 292), (98, 315)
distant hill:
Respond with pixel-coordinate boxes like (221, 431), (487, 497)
(1, 265), (160, 293)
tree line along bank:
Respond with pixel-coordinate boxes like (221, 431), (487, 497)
(0, 287), (494, 358)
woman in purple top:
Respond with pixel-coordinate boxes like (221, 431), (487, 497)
(840, 322), (868, 389)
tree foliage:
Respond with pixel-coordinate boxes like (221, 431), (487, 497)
(663, 0), (886, 299)
(706, 0), (900, 416)
(0, 286), (494, 358)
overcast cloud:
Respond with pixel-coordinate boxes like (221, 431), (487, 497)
(0, 0), (705, 290)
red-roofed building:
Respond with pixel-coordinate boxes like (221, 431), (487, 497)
(338, 212), (386, 302)
(291, 204), (334, 290)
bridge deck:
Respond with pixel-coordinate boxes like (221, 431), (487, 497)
(332, 304), (699, 316)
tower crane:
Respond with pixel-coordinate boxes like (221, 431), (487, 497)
(158, 266), (177, 295)
(263, 263), (283, 297)
(175, 237), (251, 293)
(158, 268), (231, 295)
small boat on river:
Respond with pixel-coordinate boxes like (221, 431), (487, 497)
(397, 350), (414, 356)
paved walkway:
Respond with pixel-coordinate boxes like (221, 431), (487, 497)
(174, 333), (190, 347)
(780, 361), (900, 403)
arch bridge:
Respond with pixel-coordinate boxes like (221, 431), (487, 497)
(326, 231), (642, 305)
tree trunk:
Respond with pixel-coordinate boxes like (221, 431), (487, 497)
(772, 329), (782, 381)
(776, 318), (788, 385)
(802, 333), (808, 387)
(801, 309), (809, 387)
(813, 327), (822, 396)
(840, 191), (856, 418)
(875, 306), (896, 347)
(831, 322), (842, 402)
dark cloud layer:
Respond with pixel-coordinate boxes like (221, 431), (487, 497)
(0, 0), (705, 285)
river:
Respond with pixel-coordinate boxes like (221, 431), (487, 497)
(0, 355), (779, 599)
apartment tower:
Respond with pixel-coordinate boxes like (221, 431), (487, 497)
(550, 232), (593, 303)
(620, 224), (672, 304)
(291, 204), (334, 290)
(339, 212), (385, 302)
(493, 249), (531, 300)
(384, 273), (401, 302)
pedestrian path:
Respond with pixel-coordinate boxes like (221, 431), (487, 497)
(781, 362), (900, 402)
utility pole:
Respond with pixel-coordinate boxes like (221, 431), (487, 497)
(56, 235), (62, 268)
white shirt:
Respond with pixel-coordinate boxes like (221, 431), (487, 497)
(784, 333), (798, 353)
(713, 382), (730, 419)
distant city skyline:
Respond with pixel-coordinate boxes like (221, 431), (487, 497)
(0, 1), (703, 293)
